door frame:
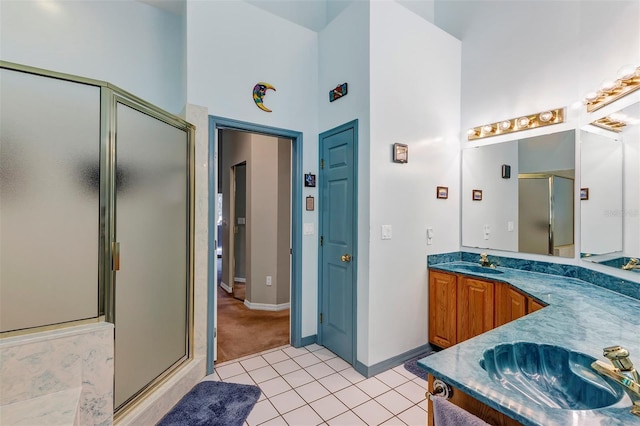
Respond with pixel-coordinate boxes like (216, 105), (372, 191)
(317, 119), (358, 366)
(207, 116), (303, 374)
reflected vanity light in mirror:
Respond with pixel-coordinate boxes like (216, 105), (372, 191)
(467, 107), (565, 141)
(584, 64), (640, 113)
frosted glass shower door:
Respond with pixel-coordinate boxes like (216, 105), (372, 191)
(0, 68), (100, 332)
(114, 102), (190, 410)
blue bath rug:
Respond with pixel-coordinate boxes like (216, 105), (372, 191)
(156, 381), (261, 426)
(403, 351), (437, 381)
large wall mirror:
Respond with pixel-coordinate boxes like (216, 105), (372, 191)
(581, 99), (639, 274)
(461, 130), (575, 258)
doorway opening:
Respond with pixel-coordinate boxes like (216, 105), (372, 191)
(207, 116), (304, 373)
(217, 129), (291, 363)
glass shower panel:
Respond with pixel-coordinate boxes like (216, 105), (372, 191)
(114, 102), (189, 409)
(553, 176), (574, 247)
(518, 177), (551, 255)
(0, 69), (100, 332)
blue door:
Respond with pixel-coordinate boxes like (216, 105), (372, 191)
(319, 120), (357, 364)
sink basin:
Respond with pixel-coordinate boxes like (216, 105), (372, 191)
(455, 264), (504, 274)
(479, 342), (625, 410)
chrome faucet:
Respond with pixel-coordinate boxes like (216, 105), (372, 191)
(591, 345), (640, 416)
(622, 258), (639, 270)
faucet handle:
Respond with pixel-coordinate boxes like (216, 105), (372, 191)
(604, 345), (635, 371)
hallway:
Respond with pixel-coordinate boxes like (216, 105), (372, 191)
(217, 259), (290, 363)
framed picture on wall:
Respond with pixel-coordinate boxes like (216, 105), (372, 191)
(472, 189), (483, 201)
(392, 143), (408, 163)
(436, 186), (448, 199)
(580, 188), (589, 200)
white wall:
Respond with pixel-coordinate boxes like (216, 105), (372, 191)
(187, 0), (319, 336)
(367, 0), (461, 365)
(462, 142), (518, 251)
(454, 0), (639, 266)
(0, 0), (186, 114)
(318, 0), (372, 363)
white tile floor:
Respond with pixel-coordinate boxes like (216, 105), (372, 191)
(203, 344), (428, 426)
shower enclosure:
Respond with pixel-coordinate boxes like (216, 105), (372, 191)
(0, 61), (194, 416)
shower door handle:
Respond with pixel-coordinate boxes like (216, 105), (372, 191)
(112, 242), (120, 271)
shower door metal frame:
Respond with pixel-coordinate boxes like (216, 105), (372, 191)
(0, 60), (195, 418)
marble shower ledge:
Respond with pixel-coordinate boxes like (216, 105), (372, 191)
(0, 387), (81, 426)
(419, 261), (640, 426)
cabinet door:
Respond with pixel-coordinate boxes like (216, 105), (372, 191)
(528, 298), (546, 313)
(429, 271), (457, 348)
(457, 277), (494, 342)
(495, 283), (527, 327)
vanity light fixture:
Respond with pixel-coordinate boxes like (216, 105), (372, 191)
(584, 64), (640, 113)
(591, 114), (628, 133)
(467, 107), (565, 141)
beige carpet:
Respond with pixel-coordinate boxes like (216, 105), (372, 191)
(216, 285), (290, 363)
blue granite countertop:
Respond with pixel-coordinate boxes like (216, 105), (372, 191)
(419, 261), (640, 426)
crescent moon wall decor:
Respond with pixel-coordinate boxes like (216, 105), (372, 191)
(253, 82), (276, 112)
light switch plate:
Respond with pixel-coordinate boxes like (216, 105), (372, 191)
(381, 225), (392, 240)
(303, 223), (314, 235)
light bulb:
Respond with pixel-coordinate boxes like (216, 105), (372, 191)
(467, 128), (477, 136)
(608, 112), (626, 123)
(617, 65), (637, 80)
(517, 117), (530, 128)
(539, 111), (554, 122)
(600, 80), (619, 92)
(482, 125), (494, 133)
(499, 120), (511, 131)
(584, 91), (599, 103)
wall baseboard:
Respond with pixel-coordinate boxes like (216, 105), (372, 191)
(243, 300), (290, 311)
(219, 281), (232, 293)
(354, 343), (435, 378)
(298, 335), (317, 347)
(234, 277), (246, 283)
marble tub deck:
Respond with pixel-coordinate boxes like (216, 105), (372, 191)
(418, 261), (640, 426)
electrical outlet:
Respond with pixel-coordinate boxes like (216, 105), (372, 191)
(266, 276), (272, 286)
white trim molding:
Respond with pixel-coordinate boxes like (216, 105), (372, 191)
(243, 300), (290, 311)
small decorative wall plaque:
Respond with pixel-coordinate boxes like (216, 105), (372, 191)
(437, 186), (448, 199)
(306, 196), (315, 211)
(330, 83), (348, 102)
(304, 173), (316, 187)
(392, 143), (408, 163)
(472, 189), (483, 201)
(253, 82), (276, 112)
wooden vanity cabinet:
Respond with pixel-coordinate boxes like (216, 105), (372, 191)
(428, 269), (547, 348)
(428, 271), (457, 348)
(457, 276), (494, 342)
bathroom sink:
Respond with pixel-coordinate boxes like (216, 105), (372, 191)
(479, 342), (625, 410)
(455, 264), (504, 274)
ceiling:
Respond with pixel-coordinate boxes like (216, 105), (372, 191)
(136, 0), (470, 39)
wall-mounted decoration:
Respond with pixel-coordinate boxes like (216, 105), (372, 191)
(580, 188), (589, 200)
(436, 186), (448, 199)
(472, 189), (483, 201)
(304, 173), (316, 187)
(306, 196), (315, 211)
(392, 143), (408, 163)
(501, 164), (511, 179)
(467, 107), (565, 141)
(329, 83), (348, 102)
(253, 82), (276, 112)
